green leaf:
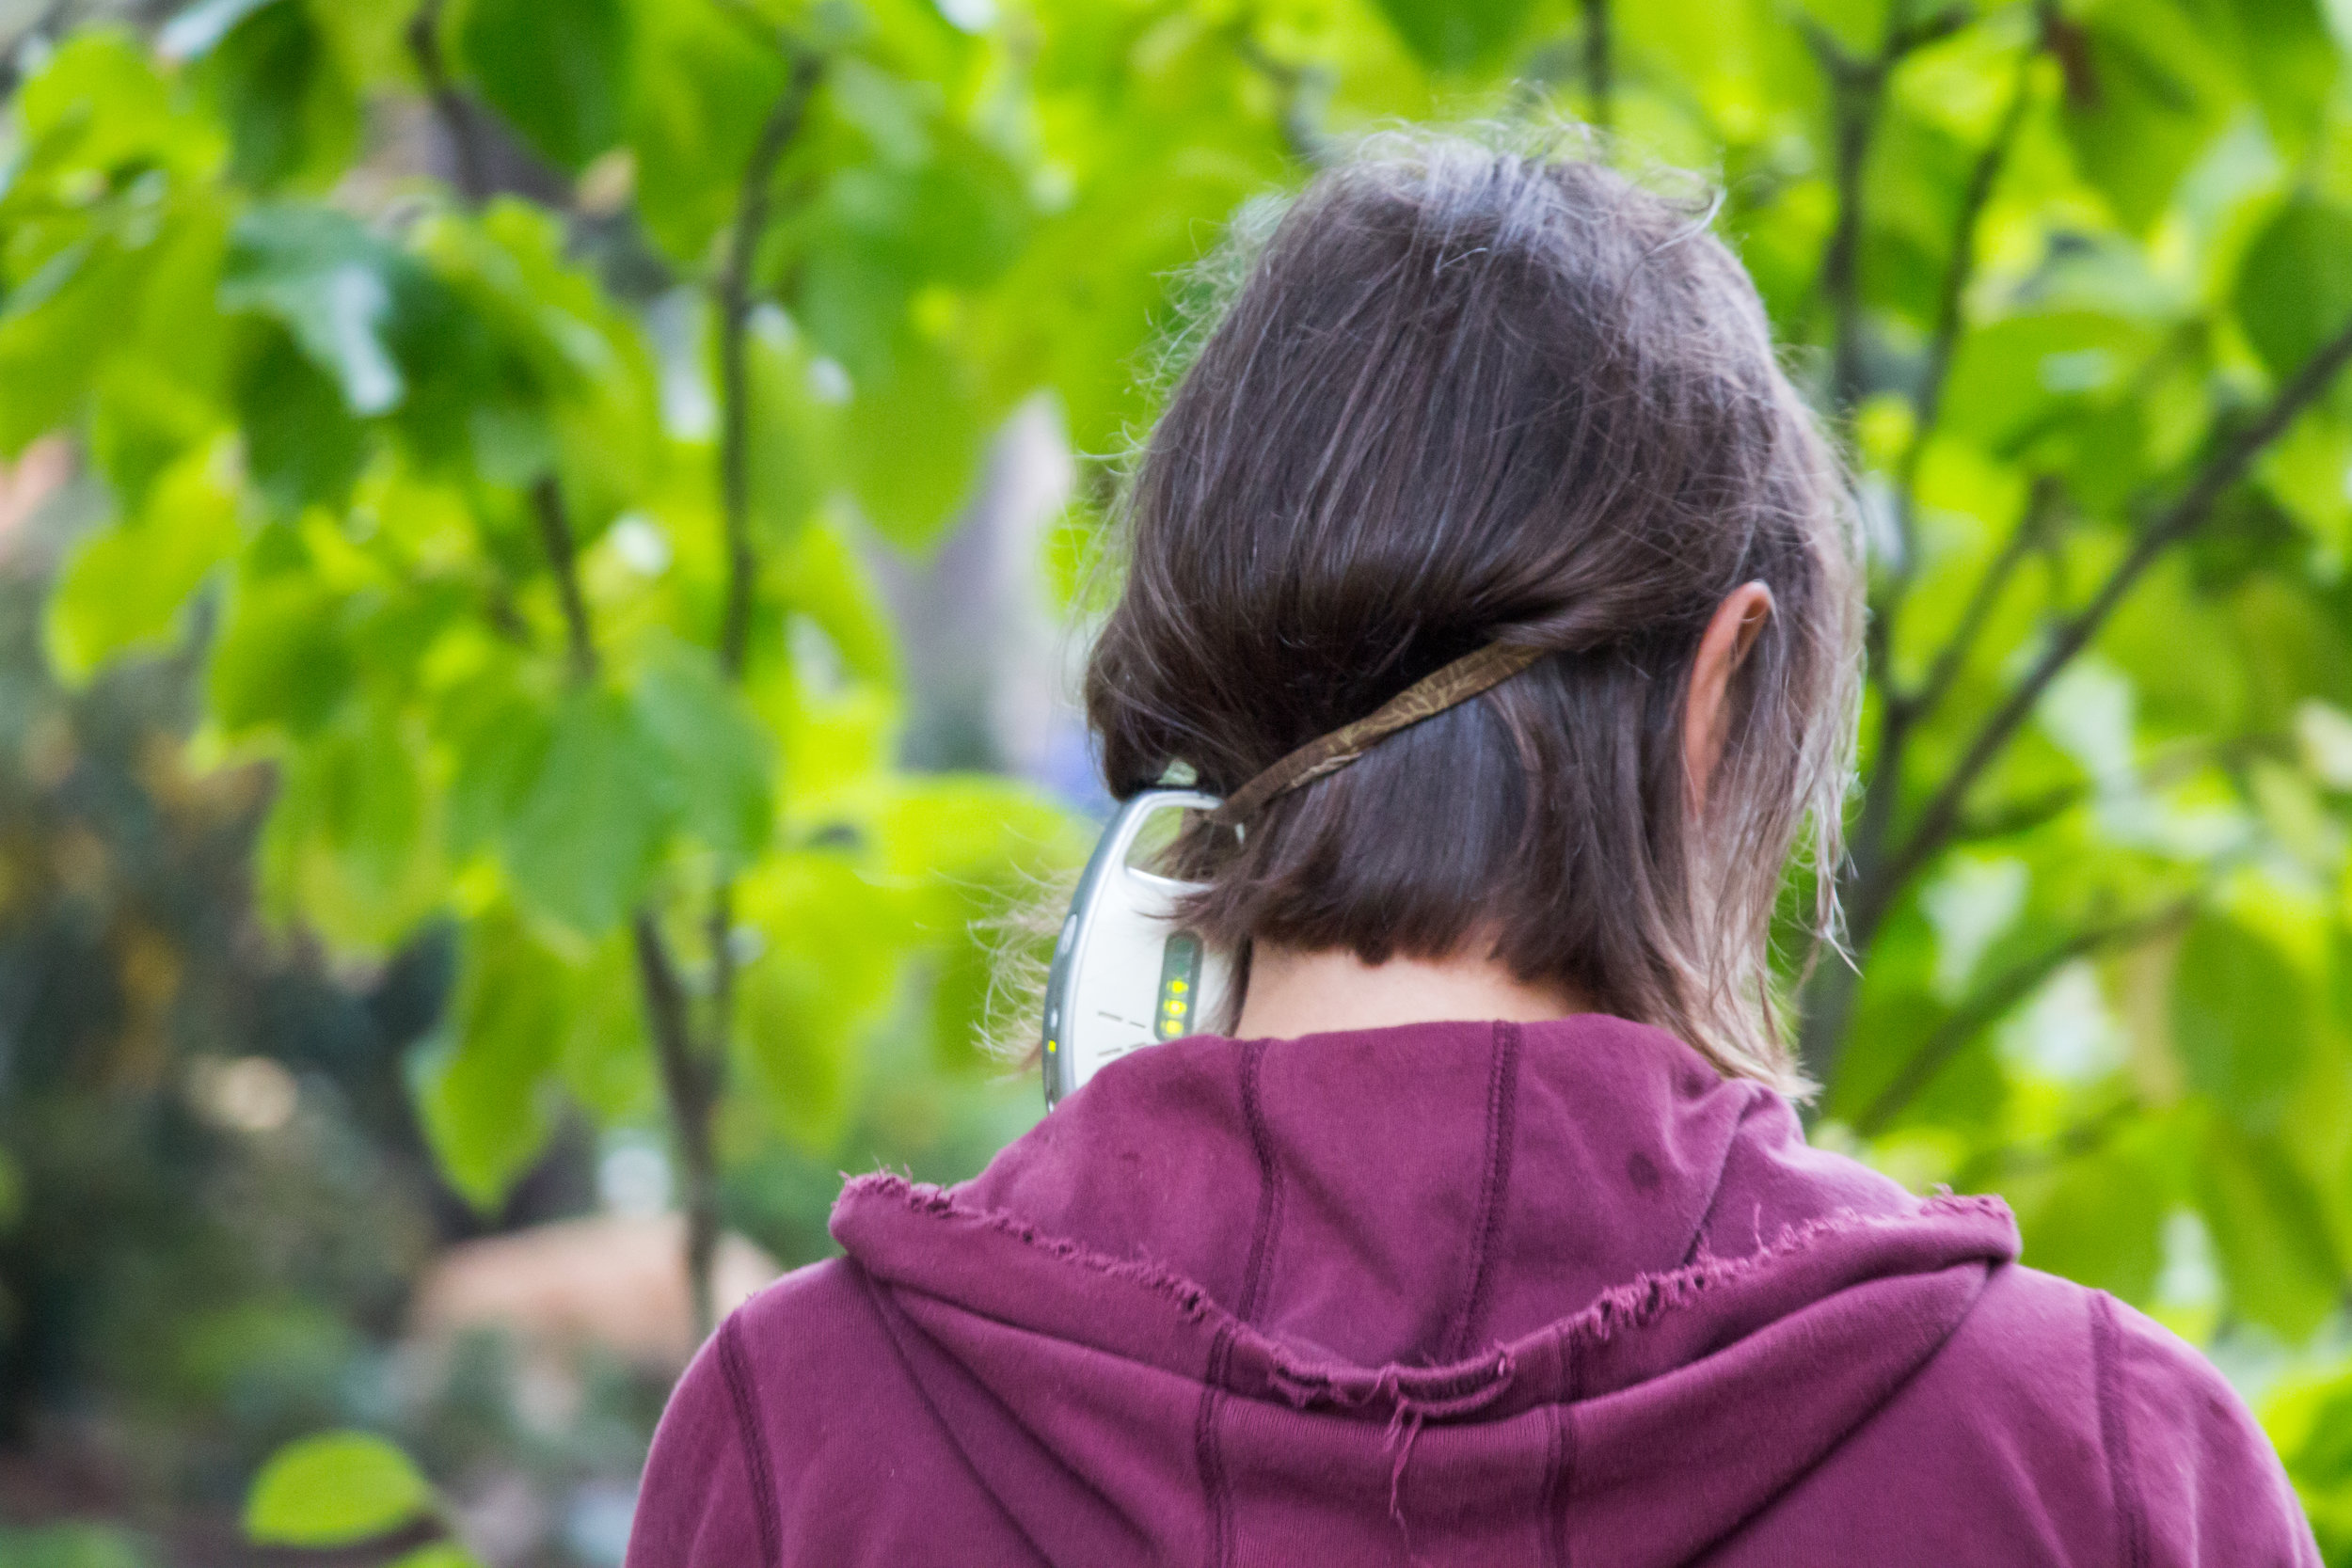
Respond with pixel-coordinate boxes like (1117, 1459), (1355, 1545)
(2198, 1120), (2345, 1341)
(2170, 909), (2313, 1129)
(219, 205), (457, 418)
(234, 325), (369, 514)
(413, 911), (569, 1208)
(633, 637), (774, 866)
(438, 664), (555, 856)
(839, 334), (989, 549)
(555, 935), (653, 1122)
(44, 441), (241, 679)
(1366, 0), (1536, 70)
(414, 201), (660, 519)
(735, 851), (916, 1149)
(453, 0), (630, 172)
(196, 0), (361, 193)
(741, 313), (838, 546)
(1938, 309), (2157, 454)
(626, 1), (791, 264)
(2055, 0), (2240, 233)
(2225, 0), (2338, 161)
(259, 705), (443, 950)
(2233, 198), (2352, 380)
(386, 1546), (484, 1568)
(0, 244), (143, 456)
(501, 684), (671, 936)
(2010, 1124), (2181, 1302)
(210, 569), (358, 735)
(244, 1432), (434, 1547)
(17, 32), (223, 181)
(90, 364), (224, 516)
(775, 516), (896, 686)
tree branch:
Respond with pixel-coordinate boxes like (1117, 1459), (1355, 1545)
(1582, 0), (1613, 133)
(1804, 5), (1973, 414)
(529, 474), (597, 683)
(526, 470), (721, 1335)
(1232, 28), (1329, 166)
(1885, 47), (2034, 593)
(405, 0), (490, 205)
(1852, 896), (2196, 1136)
(1858, 310), (2352, 932)
(1900, 472), (2060, 733)
(635, 911), (721, 1338)
(717, 49), (823, 680)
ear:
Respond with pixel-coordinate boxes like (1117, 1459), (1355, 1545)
(1683, 581), (1774, 819)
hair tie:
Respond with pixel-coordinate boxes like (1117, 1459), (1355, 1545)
(1205, 642), (1545, 828)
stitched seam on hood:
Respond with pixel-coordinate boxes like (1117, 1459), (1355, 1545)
(1542, 1393), (1576, 1568)
(1234, 1039), (1286, 1327)
(2091, 1292), (2150, 1568)
(1445, 1019), (1523, 1361)
(846, 1260), (1070, 1559)
(1196, 1323), (1240, 1568)
(717, 1314), (784, 1568)
(839, 1172), (2012, 1404)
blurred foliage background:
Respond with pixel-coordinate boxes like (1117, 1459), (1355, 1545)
(0, 0), (2350, 1559)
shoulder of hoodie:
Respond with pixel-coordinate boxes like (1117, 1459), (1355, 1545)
(1917, 1260), (2317, 1565)
(723, 1255), (921, 1442)
(632, 1258), (1020, 1565)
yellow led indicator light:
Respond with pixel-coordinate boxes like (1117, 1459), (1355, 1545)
(1155, 931), (1204, 1042)
(1046, 1040), (1057, 1053)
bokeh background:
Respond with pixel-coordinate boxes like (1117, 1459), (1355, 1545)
(1, 0), (2351, 1560)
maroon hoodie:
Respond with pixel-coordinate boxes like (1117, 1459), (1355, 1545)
(627, 1016), (2318, 1565)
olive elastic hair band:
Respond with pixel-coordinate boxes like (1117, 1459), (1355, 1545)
(1205, 642), (1546, 828)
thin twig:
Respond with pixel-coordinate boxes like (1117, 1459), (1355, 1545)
(1232, 28), (1328, 166)
(718, 49), (823, 679)
(1582, 0), (1613, 132)
(529, 475), (597, 683)
(1861, 310), (2352, 929)
(635, 911), (721, 1338)
(405, 0), (489, 204)
(1853, 897), (2196, 1135)
(1901, 473), (2061, 734)
(696, 49), (823, 1227)
(1950, 781), (2084, 842)
(1886, 46), (2035, 589)
(1804, 4), (1973, 414)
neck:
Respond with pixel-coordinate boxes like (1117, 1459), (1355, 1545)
(1232, 940), (1589, 1041)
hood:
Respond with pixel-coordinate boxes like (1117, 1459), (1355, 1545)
(831, 1016), (2018, 1566)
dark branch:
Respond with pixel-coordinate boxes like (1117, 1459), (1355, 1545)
(529, 474), (597, 683)
(1232, 30), (1330, 166)
(635, 911), (721, 1338)
(1885, 47), (2034, 586)
(718, 50), (823, 680)
(1899, 473), (2061, 733)
(1951, 781), (2084, 843)
(707, 49), (820, 1148)
(405, 0), (490, 205)
(1861, 309), (2352, 927)
(1582, 0), (1613, 133)
(1853, 897), (2196, 1136)
(1804, 4), (1973, 414)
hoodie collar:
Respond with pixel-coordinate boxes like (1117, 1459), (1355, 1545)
(833, 1014), (2017, 1399)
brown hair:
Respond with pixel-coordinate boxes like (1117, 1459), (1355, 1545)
(1078, 129), (1861, 1092)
